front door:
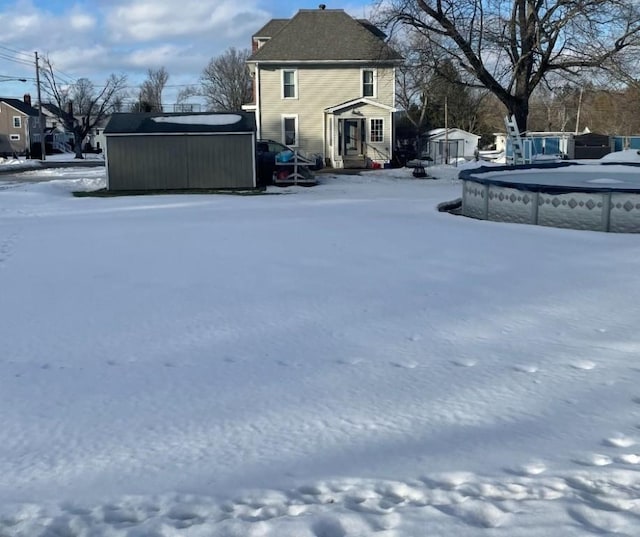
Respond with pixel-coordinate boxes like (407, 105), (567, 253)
(343, 119), (363, 156)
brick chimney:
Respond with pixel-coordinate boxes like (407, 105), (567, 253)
(23, 93), (31, 106)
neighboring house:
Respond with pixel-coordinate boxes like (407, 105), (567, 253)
(245, 7), (403, 168)
(0, 94), (43, 156)
(85, 115), (110, 153)
(38, 102), (75, 153)
(423, 128), (481, 164)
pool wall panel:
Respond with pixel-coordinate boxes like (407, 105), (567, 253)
(537, 192), (605, 230)
(487, 186), (536, 224)
(610, 193), (640, 233)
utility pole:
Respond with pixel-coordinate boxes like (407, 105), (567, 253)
(35, 51), (45, 161)
(444, 95), (449, 165)
(575, 87), (584, 135)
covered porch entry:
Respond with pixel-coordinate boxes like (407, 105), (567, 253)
(339, 118), (366, 168)
(324, 98), (395, 169)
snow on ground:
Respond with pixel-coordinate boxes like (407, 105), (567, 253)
(2, 158), (640, 536)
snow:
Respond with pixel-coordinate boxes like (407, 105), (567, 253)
(151, 114), (243, 126)
(2, 154), (640, 536)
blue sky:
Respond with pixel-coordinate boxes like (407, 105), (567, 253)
(0, 0), (373, 105)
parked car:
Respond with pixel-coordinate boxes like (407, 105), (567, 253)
(256, 139), (323, 186)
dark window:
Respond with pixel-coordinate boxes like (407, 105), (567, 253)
(363, 70), (375, 97)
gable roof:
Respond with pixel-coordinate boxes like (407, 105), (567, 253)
(427, 128), (481, 139)
(39, 102), (75, 122)
(249, 9), (402, 63)
(0, 97), (39, 117)
(253, 18), (288, 38)
(103, 112), (256, 135)
(325, 97), (396, 113)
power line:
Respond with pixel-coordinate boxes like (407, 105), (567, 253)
(0, 44), (33, 59)
(0, 52), (34, 68)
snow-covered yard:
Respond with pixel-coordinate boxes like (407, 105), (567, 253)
(2, 160), (640, 536)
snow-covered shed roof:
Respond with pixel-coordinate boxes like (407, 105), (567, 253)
(104, 112), (256, 135)
(426, 128), (481, 139)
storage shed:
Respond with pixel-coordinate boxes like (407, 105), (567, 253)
(104, 112), (257, 191)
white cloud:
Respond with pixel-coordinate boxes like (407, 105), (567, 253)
(126, 44), (193, 68)
(105, 0), (269, 43)
(70, 13), (96, 31)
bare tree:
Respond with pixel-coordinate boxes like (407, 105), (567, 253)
(378, 0), (640, 131)
(132, 67), (169, 112)
(394, 38), (432, 139)
(200, 47), (252, 111)
(40, 57), (127, 158)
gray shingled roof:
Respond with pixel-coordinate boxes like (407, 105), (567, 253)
(104, 112), (256, 135)
(253, 19), (288, 38)
(0, 98), (39, 116)
(249, 9), (402, 62)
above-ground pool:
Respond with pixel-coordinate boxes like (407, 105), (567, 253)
(460, 162), (640, 233)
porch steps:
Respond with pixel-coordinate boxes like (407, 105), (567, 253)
(343, 156), (366, 169)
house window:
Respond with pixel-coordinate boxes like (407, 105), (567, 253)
(370, 118), (384, 143)
(13, 116), (21, 128)
(362, 69), (376, 98)
(282, 115), (298, 146)
(282, 69), (297, 99)
(10, 134), (20, 141)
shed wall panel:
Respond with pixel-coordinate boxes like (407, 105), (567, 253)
(107, 136), (188, 190)
(187, 135), (255, 188)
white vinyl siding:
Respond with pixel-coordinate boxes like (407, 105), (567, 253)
(258, 65), (395, 157)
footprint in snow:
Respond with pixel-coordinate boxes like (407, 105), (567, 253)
(390, 361), (418, 369)
(602, 434), (635, 448)
(572, 453), (613, 467)
(505, 460), (547, 476)
(335, 358), (365, 366)
(451, 358), (477, 367)
(614, 453), (640, 464)
(513, 364), (538, 373)
(570, 360), (596, 370)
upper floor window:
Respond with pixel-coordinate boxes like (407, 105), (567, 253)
(13, 116), (21, 128)
(362, 69), (376, 98)
(282, 69), (297, 99)
(370, 118), (384, 143)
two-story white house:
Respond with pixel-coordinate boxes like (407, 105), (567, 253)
(245, 7), (403, 168)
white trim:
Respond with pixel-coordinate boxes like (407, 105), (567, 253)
(392, 66), (397, 109)
(325, 97), (395, 114)
(281, 68), (298, 99)
(256, 62), (262, 139)
(369, 117), (384, 143)
(361, 68), (377, 99)
(104, 132), (254, 137)
(281, 114), (298, 146)
(12, 116), (21, 128)
(9, 133), (20, 141)
(247, 59), (403, 65)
